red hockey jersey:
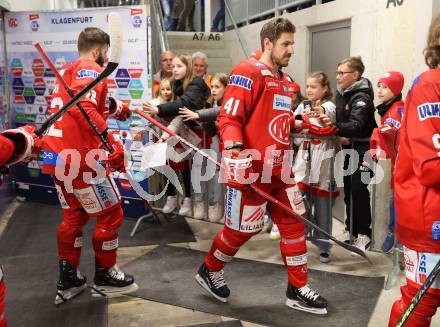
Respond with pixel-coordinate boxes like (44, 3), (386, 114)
(42, 60), (109, 174)
(394, 69), (440, 253)
(218, 58), (294, 179)
(370, 99), (404, 188)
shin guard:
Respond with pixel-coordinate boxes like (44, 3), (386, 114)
(93, 206), (123, 269)
(278, 224), (307, 288)
(57, 211), (89, 268)
(204, 227), (257, 271)
(388, 284), (440, 327)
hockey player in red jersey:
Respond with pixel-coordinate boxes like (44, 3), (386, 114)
(389, 14), (440, 327)
(41, 27), (136, 304)
(194, 17), (333, 315)
(0, 124), (43, 326)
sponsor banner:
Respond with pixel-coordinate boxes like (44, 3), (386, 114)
(5, 6), (152, 210)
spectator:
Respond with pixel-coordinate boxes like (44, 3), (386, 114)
(150, 78), (174, 107)
(143, 53), (211, 216)
(192, 51), (213, 87)
(161, 0), (173, 31)
(211, 0), (225, 32)
(179, 72), (228, 222)
(369, 71), (404, 253)
(292, 71), (340, 263)
(323, 56), (377, 251)
(172, 0), (195, 31)
(153, 51), (175, 97)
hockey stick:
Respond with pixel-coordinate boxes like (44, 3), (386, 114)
(35, 12), (123, 137)
(33, 41), (112, 152)
(135, 109), (371, 263)
(395, 259), (440, 327)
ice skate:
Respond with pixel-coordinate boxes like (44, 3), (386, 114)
(195, 263), (230, 302)
(92, 264), (138, 297)
(54, 260), (87, 305)
(285, 284), (328, 315)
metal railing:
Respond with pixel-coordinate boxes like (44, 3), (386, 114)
(225, 0), (333, 28)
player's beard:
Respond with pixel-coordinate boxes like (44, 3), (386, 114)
(96, 51), (106, 67)
(272, 53), (291, 68)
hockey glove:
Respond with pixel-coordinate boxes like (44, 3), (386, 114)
(291, 115), (339, 137)
(109, 97), (131, 121)
(222, 150), (253, 191)
(0, 125), (43, 165)
(106, 131), (126, 173)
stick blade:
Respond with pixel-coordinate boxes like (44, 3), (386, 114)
(108, 12), (123, 64)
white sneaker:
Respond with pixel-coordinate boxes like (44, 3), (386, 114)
(162, 196), (178, 214)
(270, 223), (280, 240)
(208, 204), (223, 223)
(193, 200), (205, 220)
(334, 230), (351, 243)
(178, 197), (192, 216)
(354, 234), (371, 252)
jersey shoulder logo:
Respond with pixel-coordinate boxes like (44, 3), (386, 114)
(76, 69), (100, 79)
(417, 102), (440, 121)
(228, 74), (253, 90)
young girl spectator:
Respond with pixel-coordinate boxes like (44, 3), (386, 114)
(179, 73), (228, 222)
(369, 71), (405, 253)
(149, 78), (173, 107)
(292, 71), (339, 263)
(143, 54), (211, 216)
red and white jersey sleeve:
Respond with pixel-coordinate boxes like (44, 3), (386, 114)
(218, 59), (294, 178)
(394, 69), (440, 253)
(44, 60), (109, 156)
(217, 60), (263, 148)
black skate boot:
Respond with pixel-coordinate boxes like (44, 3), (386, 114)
(195, 263), (230, 302)
(285, 283), (328, 315)
(55, 260), (87, 305)
(92, 263), (138, 297)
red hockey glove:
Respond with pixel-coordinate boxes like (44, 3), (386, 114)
(0, 125), (43, 165)
(222, 150), (253, 191)
(292, 115), (339, 137)
(109, 97), (131, 121)
(106, 131), (126, 173)
(0, 134), (15, 167)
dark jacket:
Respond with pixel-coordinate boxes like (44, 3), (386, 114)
(157, 76), (211, 118)
(335, 77), (377, 140)
(198, 105), (221, 137)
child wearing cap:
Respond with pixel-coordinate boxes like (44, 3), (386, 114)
(370, 71), (405, 253)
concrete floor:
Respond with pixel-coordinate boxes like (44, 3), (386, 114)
(108, 217), (440, 327)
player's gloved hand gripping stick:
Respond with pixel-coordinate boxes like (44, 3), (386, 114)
(135, 109), (371, 263)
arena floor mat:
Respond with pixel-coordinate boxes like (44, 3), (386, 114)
(182, 321), (243, 327)
(0, 202), (195, 326)
(123, 245), (384, 327)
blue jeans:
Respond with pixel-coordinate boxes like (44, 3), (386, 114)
(388, 190), (396, 233)
(212, 0), (225, 31)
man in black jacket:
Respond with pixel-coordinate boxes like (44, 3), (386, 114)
(323, 56), (377, 251)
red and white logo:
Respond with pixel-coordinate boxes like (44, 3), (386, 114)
(269, 113), (290, 145)
(8, 17), (18, 28)
(404, 253), (414, 273)
(131, 8), (143, 16)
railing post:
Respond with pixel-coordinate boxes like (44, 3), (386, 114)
(246, 0), (249, 25)
(275, 0), (279, 17)
(204, 0), (212, 33)
(316, 0), (323, 5)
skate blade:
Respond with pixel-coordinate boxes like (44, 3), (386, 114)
(91, 282), (139, 297)
(285, 298), (328, 315)
(54, 284), (87, 305)
(194, 274), (228, 303)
